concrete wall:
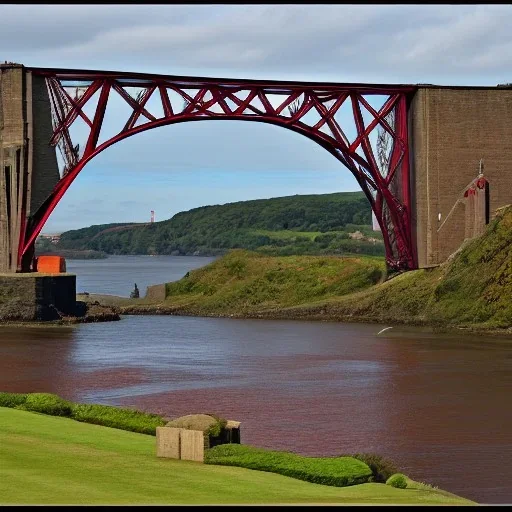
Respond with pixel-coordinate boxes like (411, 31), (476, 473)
(0, 273), (76, 321)
(410, 87), (512, 267)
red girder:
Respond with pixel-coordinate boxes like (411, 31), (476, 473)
(21, 67), (418, 271)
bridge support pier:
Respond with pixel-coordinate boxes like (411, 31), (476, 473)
(0, 63), (60, 272)
(0, 273), (76, 321)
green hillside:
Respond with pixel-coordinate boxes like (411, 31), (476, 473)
(53, 192), (384, 257)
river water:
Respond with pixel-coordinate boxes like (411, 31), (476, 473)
(67, 255), (217, 297)
(1, 255), (511, 504)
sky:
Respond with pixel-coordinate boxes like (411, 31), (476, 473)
(2, 4), (512, 233)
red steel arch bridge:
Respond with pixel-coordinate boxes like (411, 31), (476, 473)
(12, 65), (511, 274)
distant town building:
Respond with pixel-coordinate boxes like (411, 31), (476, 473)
(38, 233), (61, 244)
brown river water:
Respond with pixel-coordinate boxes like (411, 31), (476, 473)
(1, 256), (511, 504)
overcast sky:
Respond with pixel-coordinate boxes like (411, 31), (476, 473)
(2, 4), (511, 232)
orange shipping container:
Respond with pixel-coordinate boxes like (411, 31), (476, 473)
(36, 255), (67, 273)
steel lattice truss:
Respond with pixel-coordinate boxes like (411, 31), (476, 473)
(23, 68), (417, 270)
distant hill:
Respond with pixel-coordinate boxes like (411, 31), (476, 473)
(54, 192), (384, 257)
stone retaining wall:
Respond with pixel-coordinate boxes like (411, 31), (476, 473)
(0, 273), (76, 321)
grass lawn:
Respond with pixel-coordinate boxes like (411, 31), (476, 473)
(0, 407), (474, 505)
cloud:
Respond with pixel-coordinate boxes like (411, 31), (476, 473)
(3, 5), (510, 231)
(2, 5), (512, 83)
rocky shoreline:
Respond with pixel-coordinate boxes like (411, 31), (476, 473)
(0, 300), (120, 326)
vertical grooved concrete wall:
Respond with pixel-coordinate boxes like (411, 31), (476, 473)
(0, 66), (25, 272)
(410, 87), (512, 268)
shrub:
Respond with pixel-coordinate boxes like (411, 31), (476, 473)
(0, 391), (167, 435)
(386, 473), (408, 489)
(205, 444), (372, 487)
(71, 403), (166, 435)
(0, 392), (28, 408)
(24, 393), (72, 417)
(352, 453), (399, 483)
(165, 413), (227, 439)
(204, 413), (227, 437)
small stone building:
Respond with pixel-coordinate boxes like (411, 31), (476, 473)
(156, 414), (241, 463)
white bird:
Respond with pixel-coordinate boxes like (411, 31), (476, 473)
(377, 327), (393, 335)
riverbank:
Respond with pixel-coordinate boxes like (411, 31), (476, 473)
(78, 206), (512, 335)
(36, 248), (109, 260)
(80, 293), (512, 336)
(0, 403), (473, 504)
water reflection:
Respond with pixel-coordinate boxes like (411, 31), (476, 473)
(0, 326), (76, 395)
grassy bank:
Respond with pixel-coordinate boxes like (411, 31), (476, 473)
(281, 205), (512, 331)
(0, 407), (473, 504)
(0, 392), (389, 488)
(108, 251), (386, 316)
(97, 206), (512, 333)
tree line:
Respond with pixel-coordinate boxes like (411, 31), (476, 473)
(52, 192), (384, 257)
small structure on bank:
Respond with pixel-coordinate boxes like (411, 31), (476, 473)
(130, 283), (140, 299)
(156, 413), (241, 462)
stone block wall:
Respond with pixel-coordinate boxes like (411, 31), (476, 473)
(156, 427), (182, 459)
(156, 424), (240, 462)
(0, 65), (60, 272)
(410, 87), (512, 267)
(0, 273), (76, 321)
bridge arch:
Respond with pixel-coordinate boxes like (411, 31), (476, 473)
(22, 68), (418, 270)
